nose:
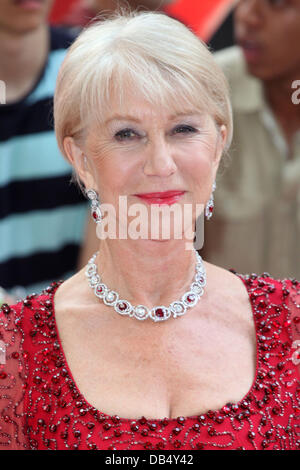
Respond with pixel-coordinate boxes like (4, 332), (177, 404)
(143, 138), (177, 178)
(235, 0), (265, 30)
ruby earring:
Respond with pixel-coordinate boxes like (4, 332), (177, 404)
(86, 189), (102, 224)
(205, 181), (216, 220)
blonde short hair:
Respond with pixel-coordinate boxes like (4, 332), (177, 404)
(54, 11), (233, 161)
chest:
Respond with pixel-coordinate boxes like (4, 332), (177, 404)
(55, 309), (256, 420)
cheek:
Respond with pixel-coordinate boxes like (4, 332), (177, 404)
(178, 139), (217, 176)
(191, 161), (213, 196)
(263, 16), (300, 61)
(182, 154), (211, 179)
(92, 150), (137, 198)
(176, 143), (217, 205)
(277, 28), (300, 68)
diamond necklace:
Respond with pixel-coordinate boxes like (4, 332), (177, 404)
(85, 250), (206, 322)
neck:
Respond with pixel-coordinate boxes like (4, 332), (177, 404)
(263, 74), (300, 120)
(95, 238), (198, 308)
(263, 73), (300, 150)
(0, 24), (49, 103)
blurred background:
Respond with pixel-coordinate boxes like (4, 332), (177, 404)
(49, 0), (235, 49)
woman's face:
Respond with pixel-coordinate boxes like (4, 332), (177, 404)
(69, 91), (226, 241)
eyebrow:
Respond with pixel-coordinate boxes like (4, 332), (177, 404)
(105, 115), (141, 124)
(105, 111), (203, 124)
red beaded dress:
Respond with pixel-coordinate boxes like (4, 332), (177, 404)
(0, 273), (299, 450)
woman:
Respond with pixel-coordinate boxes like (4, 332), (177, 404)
(0, 11), (299, 451)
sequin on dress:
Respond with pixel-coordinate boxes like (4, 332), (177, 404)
(0, 273), (299, 450)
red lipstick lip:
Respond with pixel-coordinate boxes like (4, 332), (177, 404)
(134, 190), (186, 198)
(134, 191), (186, 206)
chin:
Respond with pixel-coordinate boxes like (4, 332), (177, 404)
(245, 63), (276, 82)
(5, 16), (46, 34)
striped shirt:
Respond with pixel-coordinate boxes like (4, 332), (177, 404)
(0, 27), (87, 297)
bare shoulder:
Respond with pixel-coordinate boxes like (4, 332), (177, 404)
(203, 260), (254, 324)
(54, 268), (96, 317)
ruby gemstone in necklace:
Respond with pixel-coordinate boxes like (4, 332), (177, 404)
(85, 249), (206, 322)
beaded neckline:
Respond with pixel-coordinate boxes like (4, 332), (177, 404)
(49, 271), (260, 424)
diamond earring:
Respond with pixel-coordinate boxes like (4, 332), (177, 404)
(85, 189), (102, 224)
(205, 181), (216, 220)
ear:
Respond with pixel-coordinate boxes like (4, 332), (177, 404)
(63, 136), (97, 190)
(212, 124), (227, 177)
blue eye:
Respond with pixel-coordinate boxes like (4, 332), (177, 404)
(115, 128), (138, 141)
(173, 125), (197, 135)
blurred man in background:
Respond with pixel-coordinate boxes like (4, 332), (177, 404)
(203, 0), (300, 279)
(0, 0), (90, 303)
